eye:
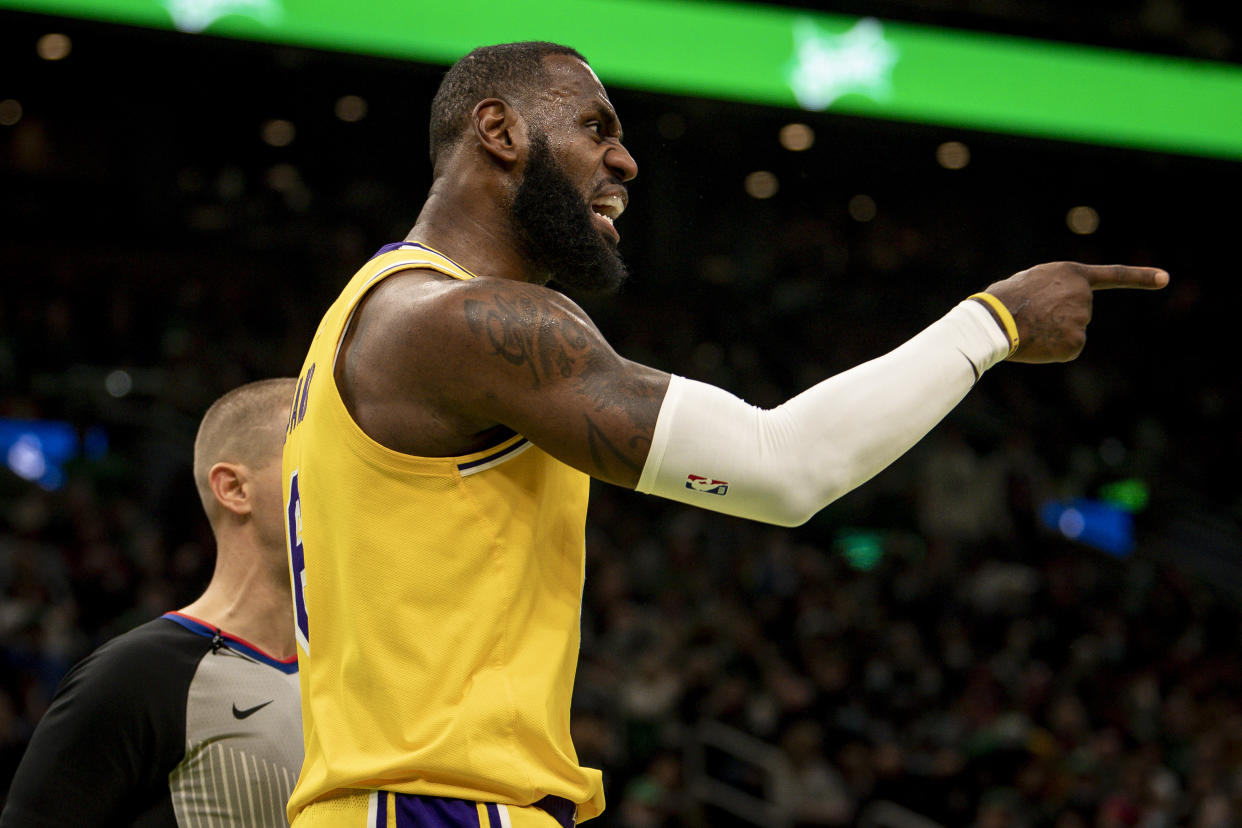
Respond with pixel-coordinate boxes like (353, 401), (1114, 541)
(586, 121), (603, 136)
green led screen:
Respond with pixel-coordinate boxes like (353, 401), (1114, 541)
(5, 0), (1242, 159)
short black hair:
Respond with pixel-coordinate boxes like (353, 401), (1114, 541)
(428, 41), (587, 169)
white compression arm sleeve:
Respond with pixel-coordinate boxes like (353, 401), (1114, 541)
(635, 299), (1012, 526)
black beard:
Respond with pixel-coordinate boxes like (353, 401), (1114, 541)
(510, 133), (628, 294)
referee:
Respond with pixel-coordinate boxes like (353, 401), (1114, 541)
(1, 379), (303, 827)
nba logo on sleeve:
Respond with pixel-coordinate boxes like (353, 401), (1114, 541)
(686, 474), (729, 495)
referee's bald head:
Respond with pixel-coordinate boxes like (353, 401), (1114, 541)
(193, 378), (296, 521)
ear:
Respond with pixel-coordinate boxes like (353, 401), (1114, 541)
(471, 98), (525, 164)
(208, 462), (254, 518)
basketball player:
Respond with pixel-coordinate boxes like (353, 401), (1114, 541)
(282, 42), (1167, 826)
(2, 379), (304, 827)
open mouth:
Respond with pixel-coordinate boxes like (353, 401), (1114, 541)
(590, 192), (625, 240)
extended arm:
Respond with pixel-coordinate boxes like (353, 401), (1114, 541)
(353, 262), (1165, 524)
(631, 263), (1164, 525)
(636, 298), (1008, 525)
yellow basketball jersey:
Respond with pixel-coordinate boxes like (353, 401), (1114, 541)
(282, 242), (604, 823)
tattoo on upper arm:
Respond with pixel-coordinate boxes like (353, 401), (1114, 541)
(463, 287), (664, 477)
(464, 291), (595, 389)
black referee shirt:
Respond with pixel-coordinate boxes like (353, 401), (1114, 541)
(1, 613), (302, 827)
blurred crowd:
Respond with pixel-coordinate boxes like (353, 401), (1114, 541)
(3, 208), (1241, 827)
(575, 449), (1242, 828)
(4, 9), (1242, 825)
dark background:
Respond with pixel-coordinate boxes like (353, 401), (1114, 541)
(2, 2), (1242, 825)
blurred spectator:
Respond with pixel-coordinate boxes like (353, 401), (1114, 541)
(3, 12), (1242, 825)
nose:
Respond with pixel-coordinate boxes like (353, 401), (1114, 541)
(605, 141), (638, 182)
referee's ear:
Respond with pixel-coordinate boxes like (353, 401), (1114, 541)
(207, 461), (254, 520)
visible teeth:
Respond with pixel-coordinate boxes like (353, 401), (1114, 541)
(591, 193), (625, 220)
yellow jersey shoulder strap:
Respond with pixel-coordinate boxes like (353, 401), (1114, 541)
(362, 240), (477, 283)
(336, 240), (477, 326)
(316, 240), (479, 363)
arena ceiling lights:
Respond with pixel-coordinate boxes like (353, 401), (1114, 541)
(7, 0), (1242, 160)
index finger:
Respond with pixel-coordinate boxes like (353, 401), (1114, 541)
(1083, 264), (1170, 291)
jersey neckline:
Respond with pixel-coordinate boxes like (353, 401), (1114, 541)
(163, 612), (299, 674)
(370, 241), (478, 278)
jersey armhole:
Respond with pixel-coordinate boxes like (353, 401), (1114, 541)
(331, 251), (474, 376)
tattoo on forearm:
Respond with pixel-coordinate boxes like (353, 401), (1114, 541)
(584, 414), (646, 478)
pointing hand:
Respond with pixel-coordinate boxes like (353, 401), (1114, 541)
(981, 262), (1169, 363)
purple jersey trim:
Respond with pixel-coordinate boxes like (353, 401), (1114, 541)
(457, 437), (530, 472)
(368, 241), (476, 278)
(392, 793), (482, 827)
(374, 792), (576, 828)
(370, 242), (410, 258)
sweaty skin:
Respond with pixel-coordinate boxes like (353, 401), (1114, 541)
(336, 55), (1168, 492)
(337, 272), (668, 486)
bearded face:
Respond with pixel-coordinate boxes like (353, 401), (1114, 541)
(509, 131), (629, 294)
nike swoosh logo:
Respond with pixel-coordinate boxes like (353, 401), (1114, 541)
(232, 700), (273, 719)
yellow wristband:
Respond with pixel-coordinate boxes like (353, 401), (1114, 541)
(968, 293), (1020, 357)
